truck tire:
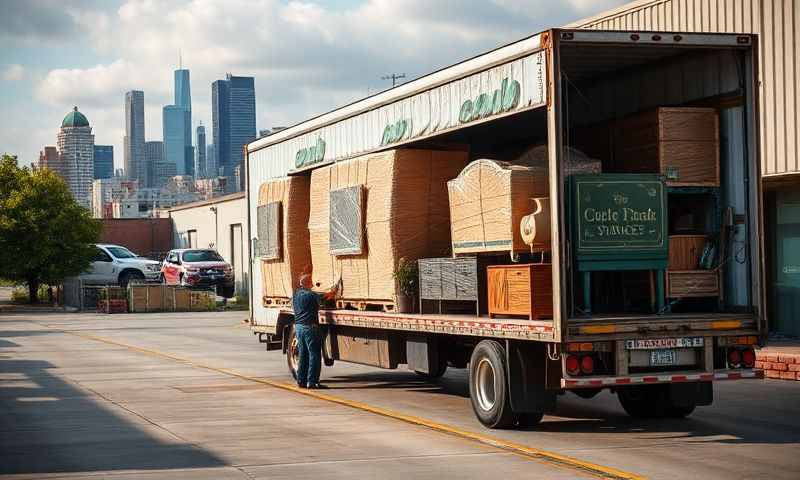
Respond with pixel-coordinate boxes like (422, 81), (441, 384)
(617, 385), (668, 418)
(286, 325), (299, 381)
(469, 340), (516, 429)
(119, 270), (145, 289)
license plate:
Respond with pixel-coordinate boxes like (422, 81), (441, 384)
(626, 337), (703, 350)
(650, 349), (677, 366)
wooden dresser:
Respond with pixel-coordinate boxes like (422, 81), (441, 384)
(487, 264), (553, 320)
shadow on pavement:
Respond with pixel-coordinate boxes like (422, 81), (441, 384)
(0, 329), (226, 475)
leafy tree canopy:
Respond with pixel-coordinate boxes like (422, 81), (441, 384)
(0, 154), (101, 302)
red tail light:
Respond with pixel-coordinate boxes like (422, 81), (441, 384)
(580, 355), (594, 375)
(728, 349), (742, 368)
(742, 349), (756, 368)
(566, 355), (580, 375)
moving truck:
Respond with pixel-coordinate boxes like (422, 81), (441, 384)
(245, 29), (765, 428)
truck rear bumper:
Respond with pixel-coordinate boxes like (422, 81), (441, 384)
(562, 369), (763, 389)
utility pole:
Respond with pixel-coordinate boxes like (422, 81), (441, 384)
(381, 73), (406, 88)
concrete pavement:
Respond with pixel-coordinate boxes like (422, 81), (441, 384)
(2, 310), (798, 479)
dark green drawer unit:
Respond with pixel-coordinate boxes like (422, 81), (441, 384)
(570, 174), (668, 314)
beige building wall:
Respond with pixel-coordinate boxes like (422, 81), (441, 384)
(169, 192), (250, 295)
(570, 0), (799, 177)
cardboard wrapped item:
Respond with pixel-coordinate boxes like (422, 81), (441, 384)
(516, 144), (602, 176)
(448, 159), (549, 256)
(309, 148), (468, 302)
(258, 176), (312, 301)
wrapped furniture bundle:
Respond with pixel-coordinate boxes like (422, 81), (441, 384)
(448, 159), (549, 256)
(258, 176), (312, 301)
(309, 148), (468, 303)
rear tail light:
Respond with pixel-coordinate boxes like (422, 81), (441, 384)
(742, 348), (756, 368)
(727, 348), (742, 368)
(566, 355), (580, 375)
(580, 355), (594, 375)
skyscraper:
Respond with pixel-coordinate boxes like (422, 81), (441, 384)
(93, 145), (113, 179)
(195, 124), (206, 178)
(57, 106), (95, 208)
(145, 140), (165, 186)
(175, 68), (194, 176)
(212, 74), (255, 185)
(206, 144), (216, 177)
(124, 91), (146, 186)
(163, 104), (188, 175)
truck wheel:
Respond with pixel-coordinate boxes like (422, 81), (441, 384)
(515, 412), (544, 428)
(469, 340), (516, 429)
(286, 325), (299, 381)
(665, 404), (696, 418)
(617, 385), (668, 418)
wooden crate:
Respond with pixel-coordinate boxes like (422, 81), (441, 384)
(668, 235), (708, 270)
(448, 159), (548, 256)
(129, 285), (215, 312)
(666, 270), (720, 298)
(487, 263), (553, 320)
(611, 107), (719, 186)
(309, 148), (468, 302)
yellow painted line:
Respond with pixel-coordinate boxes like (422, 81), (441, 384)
(64, 330), (645, 480)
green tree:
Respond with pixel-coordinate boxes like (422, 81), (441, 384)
(0, 154), (101, 303)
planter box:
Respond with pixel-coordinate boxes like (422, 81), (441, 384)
(97, 299), (128, 314)
(128, 285), (215, 312)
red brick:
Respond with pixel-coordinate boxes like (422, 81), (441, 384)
(766, 355), (779, 362)
(780, 371), (796, 380)
(789, 364), (800, 372)
(773, 363), (788, 371)
(766, 370), (782, 379)
(754, 361), (765, 369)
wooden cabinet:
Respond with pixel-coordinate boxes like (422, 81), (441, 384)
(668, 235), (708, 270)
(487, 264), (552, 320)
(418, 257), (479, 314)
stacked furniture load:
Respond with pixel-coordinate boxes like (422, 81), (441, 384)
(308, 148), (468, 311)
(257, 176), (312, 306)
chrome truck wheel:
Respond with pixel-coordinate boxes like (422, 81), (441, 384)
(468, 340), (515, 429)
(287, 326), (299, 380)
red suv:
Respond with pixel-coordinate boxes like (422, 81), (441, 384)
(161, 249), (235, 298)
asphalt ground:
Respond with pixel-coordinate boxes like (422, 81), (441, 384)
(1, 311), (798, 479)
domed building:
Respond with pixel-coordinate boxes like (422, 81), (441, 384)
(57, 106), (95, 208)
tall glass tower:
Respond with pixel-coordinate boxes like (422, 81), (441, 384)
(195, 124), (206, 178)
(164, 68), (194, 175)
(212, 74), (255, 186)
(124, 90), (146, 186)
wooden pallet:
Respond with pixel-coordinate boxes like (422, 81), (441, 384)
(263, 296), (291, 307)
(336, 299), (396, 313)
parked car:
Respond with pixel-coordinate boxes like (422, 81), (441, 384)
(82, 244), (161, 288)
(161, 248), (235, 298)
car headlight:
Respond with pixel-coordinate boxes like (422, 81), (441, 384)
(145, 264), (159, 271)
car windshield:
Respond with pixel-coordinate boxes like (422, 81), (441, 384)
(182, 250), (223, 262)
(106, 246), (137, 259)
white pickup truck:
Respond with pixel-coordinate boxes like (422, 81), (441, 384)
(81, 244), (161, 288)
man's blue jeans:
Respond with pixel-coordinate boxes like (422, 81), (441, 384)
(295, 323), (322, 386)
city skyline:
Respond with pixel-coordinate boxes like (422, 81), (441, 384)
(212, 74), (256, 182)
(0, 1), (624, 170)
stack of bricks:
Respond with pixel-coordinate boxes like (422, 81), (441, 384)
(755, 351), (800, 381)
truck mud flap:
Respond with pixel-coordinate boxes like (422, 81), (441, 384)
(506, 340), (557, 414)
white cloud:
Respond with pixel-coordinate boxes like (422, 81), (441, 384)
(23, 0), (628, 170)
(2, 64), (25, 81)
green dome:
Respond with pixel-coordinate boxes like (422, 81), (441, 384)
(61, 106), (89, 128)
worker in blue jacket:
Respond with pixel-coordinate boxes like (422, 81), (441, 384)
(292, 273), (338, 389)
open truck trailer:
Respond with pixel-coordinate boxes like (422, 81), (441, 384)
(246, 29), (765, 428)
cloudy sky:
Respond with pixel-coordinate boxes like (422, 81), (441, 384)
(0, 0), (627, 169)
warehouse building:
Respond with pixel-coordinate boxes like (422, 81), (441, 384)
(571, 0), (799, 335)
(168, 192), (249, 295)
